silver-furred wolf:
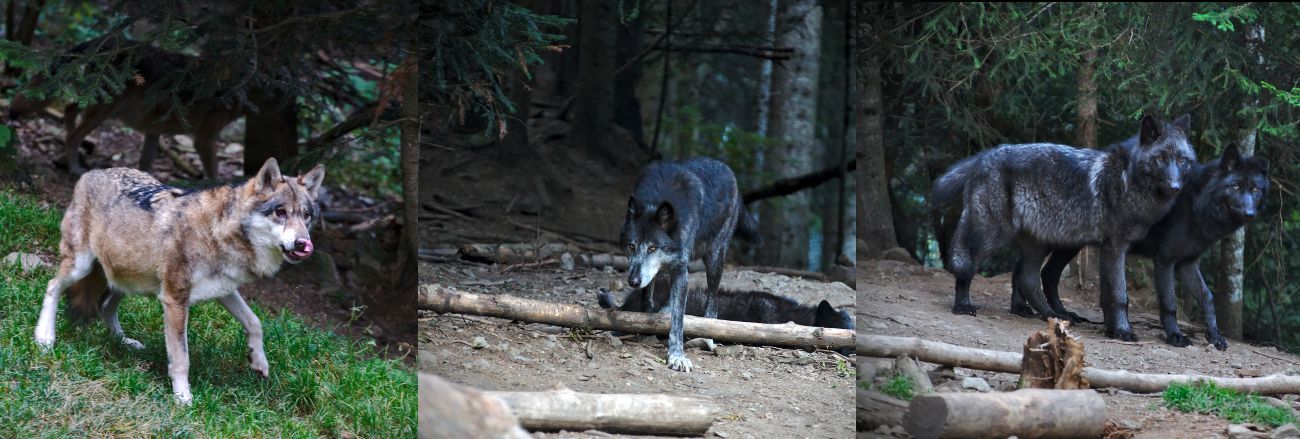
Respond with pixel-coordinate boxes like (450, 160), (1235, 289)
(931, 114), (1195, 341)
(620, 157), (761, 372)
(33, 158), (324, 404)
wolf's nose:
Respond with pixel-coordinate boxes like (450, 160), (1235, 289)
(627, 276), (641, 289)
(294, 238), (313, 254)
(1245, 210), (1256, 219)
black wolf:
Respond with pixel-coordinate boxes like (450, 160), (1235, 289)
(596, 280), (854, 331)
(931, 114), (1195, 341)
(620, 157), (761, 372)
(1011, 142), (1268, 350)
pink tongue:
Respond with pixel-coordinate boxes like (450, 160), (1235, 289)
(290, 240), (313, 258)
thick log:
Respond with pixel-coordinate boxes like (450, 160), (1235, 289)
(903, 389), (1106, 439)
(857, 389), (907, 431)
(488, 385), (717, 435)
(1019, 319), (1088, 390)
(421, 285), (854, 350)
(418, 373), (530, 439)
(859, 334), (1300, 395)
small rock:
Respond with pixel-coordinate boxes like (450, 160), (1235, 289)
(602, 265), (616, 275)
(1272, 424), (1300, 439)
(714, 430), (729, 438)
(471, 336), (488, 349)
(224, 143), (244, 154)
(510, 354), (536, 365)
(560, 253), (575, 271)
(1232, 362), (1245, 369)
(1150, 347), (1178, 359)
(961, 377), (991, 392)
(3, 252), (49, 273)
(1228, 423), (1268, 439)
(741, 371), (753, 380)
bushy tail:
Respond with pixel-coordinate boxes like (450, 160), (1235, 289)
(929, 156), (980, 210)
(65, 261), (109, 323)
(735, 203), (763, 246)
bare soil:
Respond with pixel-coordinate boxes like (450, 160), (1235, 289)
(857, 259), (1300, 438)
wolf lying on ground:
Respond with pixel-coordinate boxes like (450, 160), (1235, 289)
(620, 157), (762, 372)
(1010, 142), (1268, 350)
(931, 113), (1195, 341)
(34, 158), (324, 404)
(596, 277), (854, 330)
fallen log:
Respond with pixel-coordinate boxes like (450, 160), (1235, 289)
(489, 384), (717, 435)
(739, 265), (828, 281)
(903, 389), (1106, 439)
(856, 389), (907, 431)
(421, 285), (854, 350)
(859, 334), (1300, 395)
(418, 373), (530, 439)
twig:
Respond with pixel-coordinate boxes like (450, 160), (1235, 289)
(1250, 347), (1300, 367)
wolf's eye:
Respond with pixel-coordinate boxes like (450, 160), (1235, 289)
(1178, 158), (1187, 166)
(648, 245), (657, 253)
(303, 212), (311, 220)
(1233, 184), (1241, 191)
(1252, 187), (1260, 194)
(275, 208), (287, 218)
(626, 244), (634, 253)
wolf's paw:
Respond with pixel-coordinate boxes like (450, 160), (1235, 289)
(1061, 311), (1086, 324)
(34, 328), (55, 351)
(1208, 334), (1228, 351)
(120, 337), (145, 350)
(951, 303), (978, 316)
(1008, 303), (1035, 318)
(1107, 328), (1138, 342)
(1166, 332), (1191, 348)
(703, 339), (716, 352)
(174, 390), (193, 406)
(667, 354), (693, 372)
(249, 352), (270, 378)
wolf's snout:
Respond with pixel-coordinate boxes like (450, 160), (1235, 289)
(1163, 182), (1181, 195)
(627, 275), (641, 289)
(295, 238), (313, 253)
(284, 238), (313, 262)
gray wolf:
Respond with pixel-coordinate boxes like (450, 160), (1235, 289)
(931, 113), (1195, 341)
(1011, 141), (1268, 350)
(620, 157), (761, 372)
(596, 279), (854, 330)
(33, 158), (324, 404)
(9, 41), (245, 178)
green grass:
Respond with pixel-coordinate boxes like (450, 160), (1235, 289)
(1163, 381), (1295, 427)
(0, 189), (415, 437)
(880, 374), (916, 401)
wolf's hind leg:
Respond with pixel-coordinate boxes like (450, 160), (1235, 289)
(219, 292), (269, 377)
(35, 252), (95, 349)
(948, 219), (978, 316)
(160, 294), (193, 405)
(101, 289), (145, 350)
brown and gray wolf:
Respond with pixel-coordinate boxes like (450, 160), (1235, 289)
(620, 157), (761, 372)
(9, 42), (244, 178)
(930, 114), (1195, 342)
(1010, 141), (1268, 350)
(33, 158), (324, 404)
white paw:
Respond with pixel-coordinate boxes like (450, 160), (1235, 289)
(250, 354), (269, 378)
(34, 327), (55, 350)
(667, 354), (693, 372)
(174, 389), (193, 406)
(703, 338), (716, 352)
(120, 338), (145, 350)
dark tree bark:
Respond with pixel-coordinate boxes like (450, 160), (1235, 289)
(1071, 50), (1099, 289)
(1218, 24), (1264, 341)
(244, 93), (299, 177)
(855, 3), (895, 261)
(400, 52), (420, 282)
(573, 0), (618, 164)
(614, 5), (645, 149)
(14, 0), (42, 45)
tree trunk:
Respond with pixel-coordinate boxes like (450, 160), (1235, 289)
(855, 3), (893, 261)
(1219, 24), (1264, 341)
(1071, 50), (1099, 289)
(904, 390), (1106, 439)
(757, 0), (821, 269)
(399, 51), (420, 291)
(244, 93), (299, 177)
(815, 0), (848, 271)
(14, 0), (42, 46)
(573, 0), (618, 164)
(614, 5), (645, 149)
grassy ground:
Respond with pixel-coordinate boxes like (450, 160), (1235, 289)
(0, 190), (416, 437)
(1163, 381), (1295, 427)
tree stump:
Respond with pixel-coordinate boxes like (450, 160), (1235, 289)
(1019, 318), (1089, 390)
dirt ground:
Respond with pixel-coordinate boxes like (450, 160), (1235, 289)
(3, 115), (414, 360)
(857, 259), (1300, 438)
(420, 259), (856, 438)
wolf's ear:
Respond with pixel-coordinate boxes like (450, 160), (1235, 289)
(815, 300), (838, 325)
(298, 164), (326, 195)
(627, 197), (637, 215)
(1173, 114), (1192, 133)
(253, 158), (282, 191)
(1139, 114), (1161, 146)
(656, 201), (676, 232)
(1220, 143), (1241, 172)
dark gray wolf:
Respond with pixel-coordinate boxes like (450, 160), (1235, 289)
(596, 280), (854, 330)
(34, 158), (325, 404)
(1011, 142), (1268, 350)
(620, 157), (761, 372)
(9, 40), (245, 178)
(931, 114), (1195, 341)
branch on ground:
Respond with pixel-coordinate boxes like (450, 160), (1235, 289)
(743, 158), (857, 204)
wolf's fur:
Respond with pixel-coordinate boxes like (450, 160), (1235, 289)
(1011, 142), (1269, 350)
(9, 41), (245, 178)
(620, 157), (761, 372)
(931, 114), (1195, 341)
(33, 158), (324, 405)
(596, 278), (854, 330)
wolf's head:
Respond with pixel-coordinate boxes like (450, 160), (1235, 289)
(1203, 143), (1270, 223)
(814, 300), (854, 330)
(620, 197), (680, 289)
(1131, 113), (1196, 196)
(240, 158), (326, 264)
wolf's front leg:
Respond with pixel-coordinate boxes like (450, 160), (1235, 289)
(219, 292), (269, 377)
(1153, 259), (1189, 347)
(665, 265), (692, 372)
(161, 296), (193, 405)
(1099, 244), (1137, 342)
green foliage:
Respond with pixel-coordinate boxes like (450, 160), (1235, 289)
(1163, 381), (1294, 427)
(0, 194), (415, 437)
(660, 105), (775, 182)
(880, 374), (915, 401)
(1192, 5), (1259, 32)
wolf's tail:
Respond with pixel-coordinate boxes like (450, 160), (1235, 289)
(735, 202), (763, 246)
(65, 261), (109, 323)
(929, 156), (980, 210)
